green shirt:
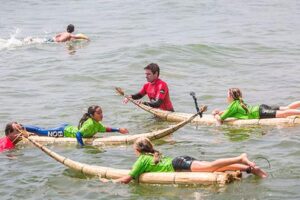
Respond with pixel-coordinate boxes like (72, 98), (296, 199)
(129, 154), (175, 179)
(63, 118), (106, 138)
(220, 100), (260, 120)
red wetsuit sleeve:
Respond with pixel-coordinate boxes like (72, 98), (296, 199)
(156, 82), (168, 100)
(138, 84), (147, 96)
(132, 84), (147, 100)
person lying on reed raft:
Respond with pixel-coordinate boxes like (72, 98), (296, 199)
(0, 122), (30, 153)
(23, 105), (128, 146)
(101, 137), (267, 184)
(213, 88), (300, 125)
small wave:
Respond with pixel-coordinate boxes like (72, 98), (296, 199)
(0, 36), (50, 51)
(0, 29), (52, 51)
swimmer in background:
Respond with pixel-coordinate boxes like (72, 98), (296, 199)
(22, 24), (89, 44)
(52, 24), (89, 42)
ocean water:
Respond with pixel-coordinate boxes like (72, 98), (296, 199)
(1, 0), (300, 199)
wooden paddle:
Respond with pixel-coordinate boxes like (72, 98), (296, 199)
(115, 87), (147, 109)
(15, 126), (240, 185)
(116, 87), (207, 117)
(190, 92), (207, 118)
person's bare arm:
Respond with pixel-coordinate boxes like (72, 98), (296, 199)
(114, 175), (132, 184)
(214, 114), (223, 126)
(100, 175), (133, 184)
(70, 34), (90, 41)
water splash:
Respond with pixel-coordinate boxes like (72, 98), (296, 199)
(0, 28), (48, 51)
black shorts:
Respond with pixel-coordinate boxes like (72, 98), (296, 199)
(172, 156), (196, 171)
(259, 104), (280, 119)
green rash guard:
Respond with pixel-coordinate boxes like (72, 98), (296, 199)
(63, 118), (106, 138)
(129, 154), (175, 179)
(220, 100), (260, 121)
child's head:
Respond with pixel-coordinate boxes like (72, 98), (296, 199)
(134, 137), (154, 154)
(227, 88), (243, 103)
(227, 88), (249, 113)
(67, 24), (75, 33)
(133, 137), (161, 164)
(5, 122), (23, 143)
(78, 105), (103, 128)
(88, 105), (103, 121)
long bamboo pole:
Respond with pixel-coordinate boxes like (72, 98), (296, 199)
(21, 109), (201, 146)
(17, 128), (241, 185)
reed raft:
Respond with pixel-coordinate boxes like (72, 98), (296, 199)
(27, 137), (242, 185)
(115, 87), (300, 126)
(21, 110), (200, 146)
(136, 104), (300, 126)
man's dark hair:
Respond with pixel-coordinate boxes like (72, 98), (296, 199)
(67, 24), (75, 33)
(144, 63), (160, 76)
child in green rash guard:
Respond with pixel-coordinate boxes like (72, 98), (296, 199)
(23, 105), (128, 146)
(212, 88), (300, 125)
(100, 137), (267, 184)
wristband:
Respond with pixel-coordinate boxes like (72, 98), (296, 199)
(106, 127), (120, 132)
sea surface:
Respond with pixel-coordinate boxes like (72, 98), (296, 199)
(1, 0), (300, 199)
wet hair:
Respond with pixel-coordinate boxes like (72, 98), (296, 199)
(228, 88), (249, 113)
(78, 105), (101, 129)
(144, 63), (160, 77)
(67, 24), (75, 33)
(5, 122), (15, 136)
(134, 137), (161, 164)
(4, 122), (23, 136)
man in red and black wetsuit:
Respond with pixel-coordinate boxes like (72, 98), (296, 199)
(0, 122), (25, 153)
(124, 63), (174, 111)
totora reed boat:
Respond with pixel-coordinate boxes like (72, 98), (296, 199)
(22, 134), (242, 185)
(21, 110), (202, 146)
(116, 87), (300, 126)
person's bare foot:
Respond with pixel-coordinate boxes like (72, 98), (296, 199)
(250, 166), (268, 178)
(240, 153), (255, 167)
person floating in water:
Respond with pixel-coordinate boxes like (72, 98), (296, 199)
(51, 24), (89, 42)
(0, 122), (30, 153)
(23, 24), (89, 44)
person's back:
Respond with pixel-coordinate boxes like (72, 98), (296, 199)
(129, 154), (174, 179)
(54, 24), (90, 42)
(54, 24), (74, 42)
(54, 32), (72, 42)
(220, 100), (260, 120)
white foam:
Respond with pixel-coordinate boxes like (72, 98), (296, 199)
(0, 29), (48, 51)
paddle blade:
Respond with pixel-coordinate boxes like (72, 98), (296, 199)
(115, 87), (125, 96)
(190, 91), (196, 97)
